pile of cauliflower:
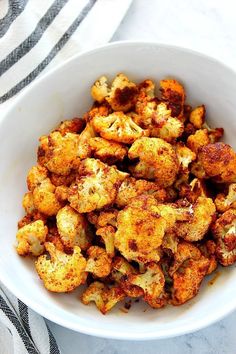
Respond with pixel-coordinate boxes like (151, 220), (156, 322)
(16, 73), (236, 314)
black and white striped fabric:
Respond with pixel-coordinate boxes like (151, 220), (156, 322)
(0, 281), (60, 354)
(0, 0), (133, 108)
(0, 1), (133, 352)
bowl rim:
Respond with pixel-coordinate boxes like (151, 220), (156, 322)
(1, 40), (236, 340)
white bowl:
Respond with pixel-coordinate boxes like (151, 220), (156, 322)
(1, 42), (236, 340)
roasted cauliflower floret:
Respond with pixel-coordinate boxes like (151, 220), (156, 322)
(86, 246), (112, 277)
(211, 209), (236, 266)
(16, 220), (48, 256)
(171, 256), (210, 305)
(114, 195), (166, 263)
(68, 158), (128, 213)
(189, 105), (205, 129)
(176, 196), (216, 242)
(128, 137), (179, 188)
(22, 192), (36, 215)
(179, 178), (207, 203)
(127, 263), (166, 307)
(89, 137), (127, 164)
(215, 184), (236, 212)
(35, 242), (87, 292)
(56, 205), (92, 251)
(160, 79), (185, 120)
(199, 240), (217, 275)
(92, 111), (147, 144)
(50, 172), (76, 187)
(96, 226), (115, 257)
(27, 165), (48, 191)
(115, 177), (164, 208)
(91, 74), (138, 112)
(38, 132), (79, 175)
(33, 178), (62, 216)
(77, 122), (96, 159)
(192, 143), (236, 183)
(176, 142), (196, 172)
(55, 118), (85, 135)
(169, 242), (202, 276)
(202, 122), (224, 143)
(55, 185), (69, 202)
(187, 129), (210, 153)
(81, 281), (125, 314)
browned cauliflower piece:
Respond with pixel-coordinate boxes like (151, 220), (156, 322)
(160, 79), (185, 120)
(162, 232), (179, 254)
(92, 111), (147, 144)
(27, 165), (48, 191)
(110, 256), (143, 297)
(198, 240), (217, 275)
(211, 209), (236, 266)
(202, 122), (224, 143)
(127, 263), (166, 308)
(215, 184), (236, 212)
(16, 220), (48, 256)
(83, 104), (111, 123)
(189, 105), (205, 129)
(114, 195), (166, 263)
(187, 129), (210, 153)
(22, 192), (36, 215)
(56, 205), (92, 251)
(135, 79), (156, 123)
(33, 178), (62, 216)
(171, 257), (210, 305)
(38, 132), (79, 175)
(96, 226), (115, 257)
(85, 246), (112, 277)
(115, 176), (165, 208)
(175, 142), (197, 188)
(55, 118), (85, 135)
(89, 137), (127, 164)
(91, 74), (138, 112)
(68, 158), (128, 213)
(50, 172), (76, 187)
(176, 196), (216, 242)
(35, 242), (87, 292)
(54, 185), (69, 202)
(96, 209), (118, 228)
(77, 122), (96, 159)
(128, 137), (179, 188)
(179, 178), (207, 203)
(81, 281), (125, 314)
(192, 143), (236, 183)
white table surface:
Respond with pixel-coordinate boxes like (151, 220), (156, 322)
(47, 0), (236, 353)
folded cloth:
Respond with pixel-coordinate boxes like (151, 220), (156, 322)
(0, 0), (132, 352)
(0, 0), (133, 109)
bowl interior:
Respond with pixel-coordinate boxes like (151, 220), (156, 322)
(1, 42), (236, 340)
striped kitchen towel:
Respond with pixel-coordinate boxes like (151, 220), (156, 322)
(0, 1), (132, 353)
(0, 0), (133, 109)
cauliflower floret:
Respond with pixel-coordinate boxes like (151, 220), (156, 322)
(92, 111), (147, 144)
(27, 165), (48, 191)
(77, 122), (96, 159)
(162, 232), (179, 254)
(187, 129), (210, 153)
(211, 209), (236, 266)
(202, 122), (224, 143)
(85, 246), (112, 277)
(89, 137), (127, 164)
(192, 143), (236, 183)
(33, 178), (62, 216)
(115, 177), (165, 208)
(35, 242), (87, 292)
(171, 256), (210, 305)
(96, 226), (115, 257)
(91, 74), (138, 112)
(128, 137), (179, 188)
(179, 178), (207, 203)
(55, 118), (85, 135)
(81, 281), (125, 314)
(160, 79), (185, 120)
(96, 209), (118, 228)
(169, 242), (202, 276)
(56, 205), (92, 251)
(127, 263), (165, 307)
(189, 105), (205, 129)
(135, 79), (156, 122)
(68, 158), (128, 213)
(16, 220), (48, 256)
(114, 195), (166, 263)
(38, 132), (79, 175)
(110, 256), (143, 298)
(176, 142), (196, 172)
(150, 116), (184, 143)
(176, 196), (216, 241)
(22, 192), (36, 215)
(215, 184), (236, 212)
(199, 240), (217, 275)
(50, 172), (76, 187)
(55, 185), (69, 202)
